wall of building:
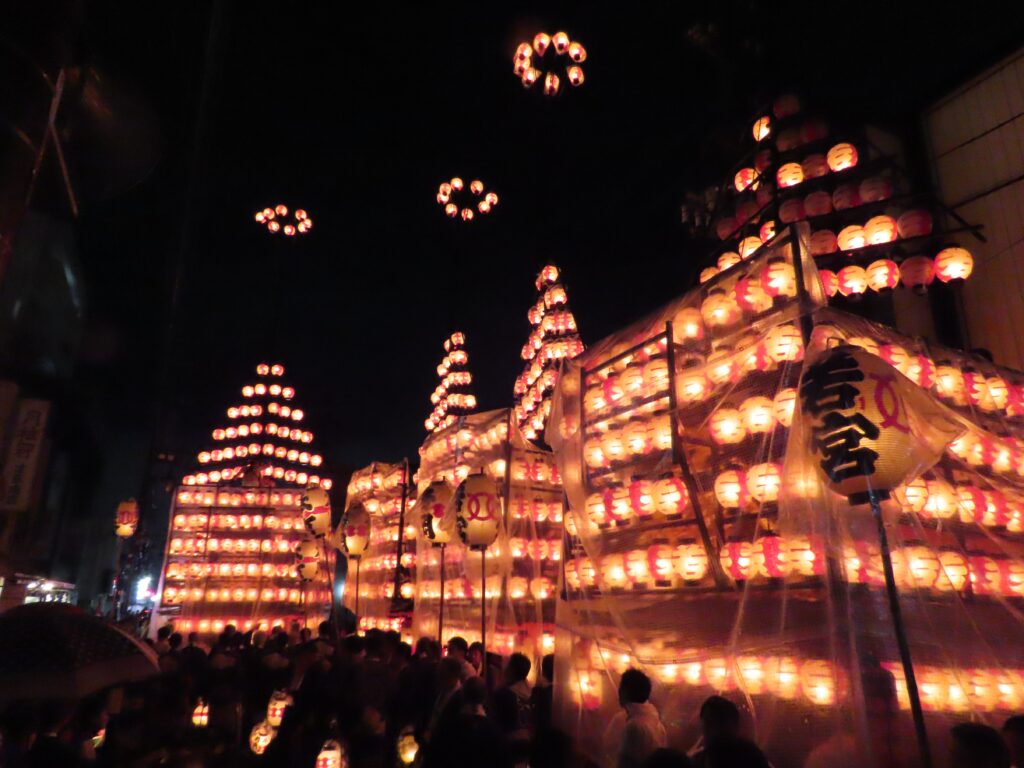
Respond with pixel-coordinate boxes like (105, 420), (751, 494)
(925, 48), (1024, 369)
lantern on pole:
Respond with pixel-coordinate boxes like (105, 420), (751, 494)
(266, 690), (293, 728)
(418, 481), (454, 644)
(115, 499), (139, 537)
(342, 503), (371, 619)
(294, 537), (321, 582)
(249, 720), (275, 755)
(455, 473), (502, 660)
(191, 699), (209, 727)
(317, 740), (347, 768)
(799, 343), (962, 768)
(300, 486), (332, 538)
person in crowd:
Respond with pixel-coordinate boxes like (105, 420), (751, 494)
(158, 631), (184, 674)
(492, 652), (533, 740)
(530, 653), (555, 733)
(468, 641), (485, 675)
(314, 620), (337, 660)
(153, 625), (172, 655)
(951, 722), (1012, 768)
(1004, 716), (1024, 768)
(689, 695), (740, 767)
(444, 636), (477, 681)
(426, 676), (505, 768)
(425, 657), (465, 746)
(615, 669), (667, 768)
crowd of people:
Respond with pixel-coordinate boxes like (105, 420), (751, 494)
(2, 620), (1024, 768)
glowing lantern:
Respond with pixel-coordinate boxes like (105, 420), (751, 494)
(865, 215), (898, 245)
(699, 266), (719, 284)
(921, 478), (957, 519)
(628, 477), (657, 519)
(746, 463), (781, 503)
(620, 365), (646, 400)
(894, 476), (929, 512)
(826, 142), (858, 172)
(800, 344), (963, 503)
(934, 366), (967, 405)
(739, 236), (762, 259)
(937, 550), (969, 591)
(760, 259), (797, 298)
(701, 290), (741, 328)
(714, 469), (747, 508)
(771, 388), (797, 428)
(718, 251), (742, 271)
(777, 163), (804, 188)
(867, 259), (900, 291)
(902, 546), (940, 588)
(455, 474), (502, 549)
(552, 31), (570, 53)
(316, 740), (346, 768)
(192, 699), (209, 727)
(677, 368), (710, 403)
(675, 542), (708, 581)
(419, 481), (453, 545)
(343, 504), (371, 557)
(860, 176), (893, 202)
(624, 419), (651, 457)
(300, 486), (332, 538)
(585, 492), (608, 526)
(935, 247), (974, 283)
(267, 690), (293, 728)
(115, 499), (139, 538)
(715, 218), (737, 241)
(734, 168), (758, 192)
(601, 427), (627, 466)
(900, 256), (935, 293)
(250, 721), (275, 755)
(584, 437), (606, 469)
(653, 474), (689, 517)
(818, 269), (838, 297)
(543, 72), (560, 95)
(837, 224), (866, 251)
(759, 220), (776, 243)
(802, 154), (828, 179)
(734, 276), (773, 314)
(397, 728), (419, 765)
(789, 535), (825, 576)
(752, 535), (791, 578)
(837, 265), (868, 297)
(779, 198), (805, 223)
(801, 661), (835, 706)
(897, 210), (933, 239)
(530, 577), (554, 600)
(809, 230), (838, 256)
(752, 116), (771, 141)
(766, 323), (803, 363)
(295, 538), (320, 581)
(740, 396), (775, 434)
(601, 554), (628, 590)
(832, 184), (861, 210)
(709, 407), (746, 445)
(675, 307), (705, 341)
(720, 541), (754, 581)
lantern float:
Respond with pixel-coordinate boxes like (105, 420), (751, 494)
(300, 486), (332, 538)
(254, 205), (313, 236)
(437, 178), (498, 221)
(514, 31), (587, 95)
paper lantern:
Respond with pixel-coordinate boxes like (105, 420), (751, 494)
(715, 218), (737, 241)
(777, 163), (804, 188)
(585, 492), (608, 526)
(752, 534), (791, 578)
(746, 463), (781, 503)
(674, 307), (705, 341)
(894, 476), (928, 512)
(720, 541), (754, 581)
(802, 154), (829, 179)
(935, 247), (974, 283)
(601, 554), (628, 589)
(826, 142), (858, 172)
(343, 504), (371, 557)
(765, 323), (803, 363)
(192, 699), (209, 727)
(752, 116), (771, 141)
(455, 474), (502, 549)
(652, 474), (689, 517)
(628, 477), (657, 519)
(699, 266), (720, 284)
(773, 93), (801, 118)
(755, 149), (773, 175)
(760, 259), (797, 298)
(648, 412), (674, 453)
(295, 538), (320, 581)
(419, 481), (453, 545)
(739, 236), (762, 259)
(734, 276), (773, 314)
(789, 535), (825, 576)
(601, 427), (627, 466)
(705, 348), (736, 385)
(860, 176), (893, 202)
(865, 215), (898, 245)
(250, 721), (275, 755)
(776, 127), (800, 151)
(804, 191), (833, 217)
(603, 484), (631, 524)
(759, 220), (777, 243)
(867, 259), (900, 291)
(902, 545), (940, 588)
(934, 366), (967, 405)
(624, 419), (651, 457)
(900, 256), (935, 293)
(740, 396), (775, 434)
(734, 168), (758, 192)
(779, 198), (805, 223)
(714, 469), (748, 508)
(773, 388), (797, 427)
(809, 230), (838, 256)
(921, 478), (957, 519)
(937, 550), (969, 591)
(709, 407), (746, 444)
(818, 269), (838, 297)
(801, 661), (835, 706)
(267, 690), (293, 728)
(675, 542), (708, 581)
(832, 184), (861, 211)
(837, 225), (866, 251)
(897, 210), (933, 239)
(115, 499), (139, 538)
(316, 739), (346, 768)
(799, 344), (961, 503)
(300, 486), (332, 538)
(677, 368), (710, 403)
(837, 265), (868, 297)
(718, 251), (742, 271)
(701, 290), (741, 328)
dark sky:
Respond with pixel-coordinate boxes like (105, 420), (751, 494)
(69, 0), (1024, 495)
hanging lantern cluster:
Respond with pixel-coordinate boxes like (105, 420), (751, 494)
(437, 177), (499, 220)
(425, 333), (478, 433)
(254, 205), (313, 236)
(115, 498), (140, 537)
(513, 31), (586, 95)
(514, 265), (585, 442)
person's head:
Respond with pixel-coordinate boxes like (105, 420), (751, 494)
(468, 641), (484, 666)
(703, 736), (769, 768)
(699, 695), (740, 741)
(224, 624), (236, 637)
(394, 642), (412, 666)
(299, 627), (312, 642)
(365, 630), (385, 659)
(505, 652), (532, 685)
(156, 625), (171, 642)
(414, 637), (434, 659)
(169, 632), (183, 650)
(446, 636), (469, 660)
(619, 668), (653, 707)
(342, 634), (366, 660)
(542, 654), (554, 684)
(187, 632), (199, 646)
(641, 747), (693, 768)
(461, 676), (487, 710)
(438, 657), (463, 691)
(1003, 716), (1024, 768)
(251, 630), (267, 649)
(951, 722), (1011, 768)
(318, 621), (335, 641)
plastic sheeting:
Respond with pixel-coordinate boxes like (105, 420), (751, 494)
(341, 461), (415, 635)
(547, 227), (1024, 767)
(413, 409), (563, 668)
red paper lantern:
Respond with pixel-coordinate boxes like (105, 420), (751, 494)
(759, 220), (777, 243)
(801, 154), (829, 179)
(867, 259), (900, 291)
(809, 230), (838, 256)
(720, 541), (754, 581)
(826, 142), (858, 172)
(900, 256), (936, 292)
(832, 184), (861, 210)
(714, 469), (748, 509)
(455, 474), (502, 549)
(734, 168), (758, 192)
(753, 116), (772, 141)
(860, 176), (893, 203)
(818, 269), (838, 297)
(837, 265), (868, 297)
(837, 224), (866, 251)
(653, 474), (689, 517)
(699, 266), (719, 284)
(804, 191), (833, 217)
(760, 259), (797, 298)
(628, 477), (657, 519)
(779, 198), (805, 223)
(734, 275), (773, 314)
(777, 163), (804, 188)
(753, 534), (791, 578)
(935, 247), (974, 283)
(896, 210), (933, 239)
(718, 251), (742, 271)
(865, 215), (898, 245)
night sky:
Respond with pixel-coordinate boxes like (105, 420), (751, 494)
(65, 1), (1024, 522)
